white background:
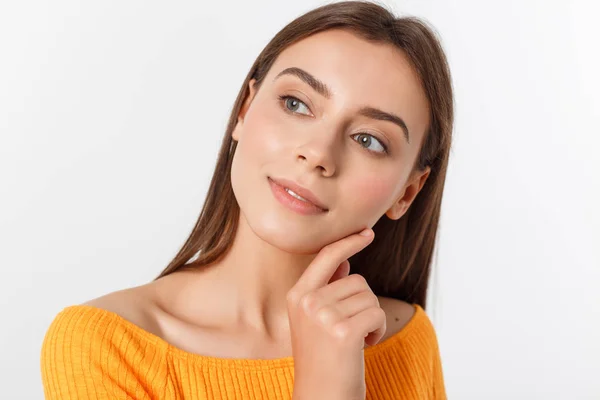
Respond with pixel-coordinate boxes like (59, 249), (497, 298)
(1, 0), (599, 398)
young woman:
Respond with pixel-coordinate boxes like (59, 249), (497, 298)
(41, 1), (454, 399)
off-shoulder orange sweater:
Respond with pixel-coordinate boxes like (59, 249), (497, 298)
(40, 303), (446, 399)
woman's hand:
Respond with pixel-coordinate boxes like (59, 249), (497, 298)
(287, 228), (387, 400)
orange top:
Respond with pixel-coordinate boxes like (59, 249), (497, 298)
(40, 303), (446, 399)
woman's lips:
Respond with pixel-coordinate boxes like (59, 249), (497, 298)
(268, 177), (328, 216)
(268, 176), (328, 210)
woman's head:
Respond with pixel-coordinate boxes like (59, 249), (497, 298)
(156, 1), (454, 308)
(230, 28), (431, 253)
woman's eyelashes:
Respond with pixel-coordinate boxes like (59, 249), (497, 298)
(278, 94), (312, 116)
(277, 94), (389, 155)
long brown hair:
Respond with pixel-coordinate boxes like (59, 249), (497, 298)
(154, 0), (454, 310)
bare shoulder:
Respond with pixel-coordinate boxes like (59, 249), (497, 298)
(377, 296), (417, 342)
(81, 284), (163, 337)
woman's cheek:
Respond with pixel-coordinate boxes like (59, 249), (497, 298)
(245, 110), (289, 156)
(351, 175), (396, 215)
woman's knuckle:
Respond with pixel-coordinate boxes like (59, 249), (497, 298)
(332, 321), (350, 339)
(286, 290), (298, 304)
(316, 306), (336, 325)
(299, 292), (318, 314)
(374, 307), (386, 320)
(368, 293), (380, 307)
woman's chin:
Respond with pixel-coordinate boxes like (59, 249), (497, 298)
(253, 224), (333, 255)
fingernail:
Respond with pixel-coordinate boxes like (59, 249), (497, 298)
(359, 228), (372, 237)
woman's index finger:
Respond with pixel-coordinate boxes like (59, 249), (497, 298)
(291, 229), (374, 297)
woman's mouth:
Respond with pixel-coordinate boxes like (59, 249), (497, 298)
(268, 177), (328, 215)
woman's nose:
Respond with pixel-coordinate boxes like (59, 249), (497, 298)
(293, 134), (338, 177)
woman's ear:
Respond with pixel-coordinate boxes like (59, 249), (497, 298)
(385, 166), (431, 220)
(232, 79), (258, 142)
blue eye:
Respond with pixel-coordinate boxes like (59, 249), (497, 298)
(278, 94), (389, 155)
(352, 133), (388, 154)
(278, 95), (312, 116)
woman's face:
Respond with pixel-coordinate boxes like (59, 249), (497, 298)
(230, 28), (431, 254)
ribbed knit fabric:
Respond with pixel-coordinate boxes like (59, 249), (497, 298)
(40, 303), (446, 399)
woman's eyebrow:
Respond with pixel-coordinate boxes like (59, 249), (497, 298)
(273, 66), (410, 144)
(274, 67), (333, 99)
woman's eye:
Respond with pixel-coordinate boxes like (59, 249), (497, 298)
(278, 94), (387, 155)
(279, 95), (312, 116)
(353, 133), (388, 154)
